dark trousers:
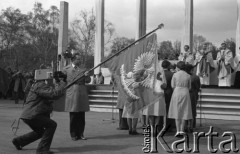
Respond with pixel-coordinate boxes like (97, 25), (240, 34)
(70, 112), (85, 138)
(118, 109), (128, 129)
(164, 93), (175, 131)
(14, 115), (57, 153)
(234, 71), (240, 88)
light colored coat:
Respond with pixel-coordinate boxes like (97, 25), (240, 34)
(217, 49), (234, 77)
(217, 49), (233, 86)
(178, 50), (194, 65)
(63, 65), (91, 112)
(168, 70), (193, 120)
(195, 49), (215, 85)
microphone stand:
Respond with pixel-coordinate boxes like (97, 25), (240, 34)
(103, 83), (117, 123)
(198, 84), (207, 128)
(199, 86), (202, 127)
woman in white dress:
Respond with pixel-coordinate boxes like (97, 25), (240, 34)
(142, 70), (167, 136)
(168, 61), (193, 136)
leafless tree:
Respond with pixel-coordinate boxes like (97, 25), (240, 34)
(70, 9), (115, 65)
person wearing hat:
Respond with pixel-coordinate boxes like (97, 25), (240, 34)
(217, 43), (234, 87)
(168, 61), (192, 136)
(63, 52), (91, 141)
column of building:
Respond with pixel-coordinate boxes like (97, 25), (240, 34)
(136, 0), (146, 39)
(57, 1), (69, 71)
(236, 0), (240, 65)
(94, 0), (105, 75)
(181, 0), (193, 53)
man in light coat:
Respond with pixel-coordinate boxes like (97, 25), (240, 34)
(217, 43), (234, 87)
(63, 53), (91, 141)
(195, 43), (215, 86)
(178, 45), (195, 65)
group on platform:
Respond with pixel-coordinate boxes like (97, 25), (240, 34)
(178, 43), (235, 87)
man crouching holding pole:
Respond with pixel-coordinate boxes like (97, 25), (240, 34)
(12, 69), (67, 154)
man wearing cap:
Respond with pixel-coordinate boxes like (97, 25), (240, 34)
(63, 52), (91, 141)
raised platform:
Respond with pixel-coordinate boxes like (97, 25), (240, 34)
(197, 87), (240, 120)
(88, 85), (240, 120)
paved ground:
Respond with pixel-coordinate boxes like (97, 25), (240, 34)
(0, 99), (240, 154)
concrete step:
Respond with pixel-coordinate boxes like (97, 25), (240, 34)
(201, 88), (240, 94)
(87, 84), (117, 90)
(90, 104), (118, 113)
(200, 93), (240, 97)
(199, 98), (240, 103)
(89, 89), (118, 107)
(197, 89), (240, 120)
(89, 99), (117, 105)
(197, 103), (240, 109)
(89, 94), (118, 99)
(196, 109), (240, 120)
(196, 113), (240, 120)
(89, 90), (118, 95)
(196, 107), (240, 115)
(199, 93), (240, 101)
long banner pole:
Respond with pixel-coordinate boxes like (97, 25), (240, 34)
(64, 24), (164, 90)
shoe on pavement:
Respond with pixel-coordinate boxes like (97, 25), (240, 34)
(131, 131), (140, 135)
(36, 151), (54, 154)
(79, 135), (87, 140)
(71, 136), (79, 141)
(12, 138), (22, 150)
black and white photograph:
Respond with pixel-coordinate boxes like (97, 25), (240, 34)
(0, 0), (240, 153)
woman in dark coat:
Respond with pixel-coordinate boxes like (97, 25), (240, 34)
(12, 71), (26, 104)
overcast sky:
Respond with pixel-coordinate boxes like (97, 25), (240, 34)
(0, 0), (238, 46)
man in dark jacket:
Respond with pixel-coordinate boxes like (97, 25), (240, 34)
(12, 77), (66, 154)
(161, 60), (175, 131)
(185, 64), (201, 132)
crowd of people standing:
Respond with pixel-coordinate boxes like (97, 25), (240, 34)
(0, 68), (35, 104)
